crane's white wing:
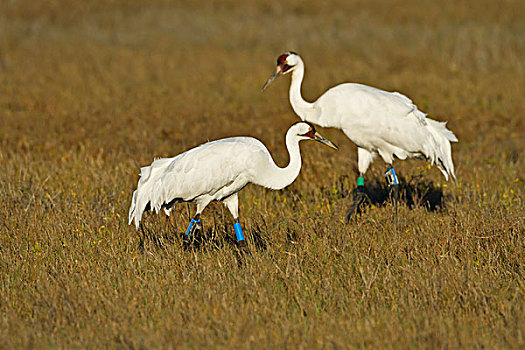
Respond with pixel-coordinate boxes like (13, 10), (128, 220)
(157, 137), (267, 204)
(313, 83), (457, 178)
(315, 83), (424, 129)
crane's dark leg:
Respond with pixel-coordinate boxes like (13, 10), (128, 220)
(345, 175), (368, 223)
(138, 224), (146, 253)
(234, 218), (250, 255)
(345, 147), (375, 223)
(384, 165), (399, 229)
(183, 213), (201, 249)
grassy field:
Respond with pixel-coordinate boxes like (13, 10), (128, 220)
(1, 0), (524, 348)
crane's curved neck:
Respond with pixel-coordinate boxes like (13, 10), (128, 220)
(257, 133), (303, 190)
(289, 61), (316, 121)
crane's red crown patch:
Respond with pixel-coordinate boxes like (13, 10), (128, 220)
(277, 54), (288, 65)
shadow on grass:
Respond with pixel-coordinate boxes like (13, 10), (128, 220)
(138, 219), (268, 260)
(137, 175), (446, 252)
(180, 223), (265, 266)
(336, 174), (446, 211)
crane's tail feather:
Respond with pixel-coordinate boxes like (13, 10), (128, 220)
(128, 189), (138, 227)
(427, 120), (457, 181)
(128, 158), (174, 230)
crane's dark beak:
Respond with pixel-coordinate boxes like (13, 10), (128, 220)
(262, 65), (282, 91)
(313, 131), (338, 150)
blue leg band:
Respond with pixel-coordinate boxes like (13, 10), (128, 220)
(233, 222), (245, 242)
(385, 167), (399, 186)
(185, 218), (200, 236)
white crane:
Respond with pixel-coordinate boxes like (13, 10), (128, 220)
(128, 121), (337, 251)
(262, 52), (458, 222)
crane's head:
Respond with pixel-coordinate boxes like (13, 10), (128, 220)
(262, 51), (301, 91)
(291, 121), (338, 150)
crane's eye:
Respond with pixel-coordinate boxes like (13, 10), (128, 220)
(299, 129), (316, 138)
(282, 64), (293, 72)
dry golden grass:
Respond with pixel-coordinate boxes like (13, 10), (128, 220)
(1, 0), (524, 348)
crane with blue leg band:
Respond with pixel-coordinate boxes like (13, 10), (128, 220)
(128, 121), (337, 253)
(263, 51), (458, 222)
